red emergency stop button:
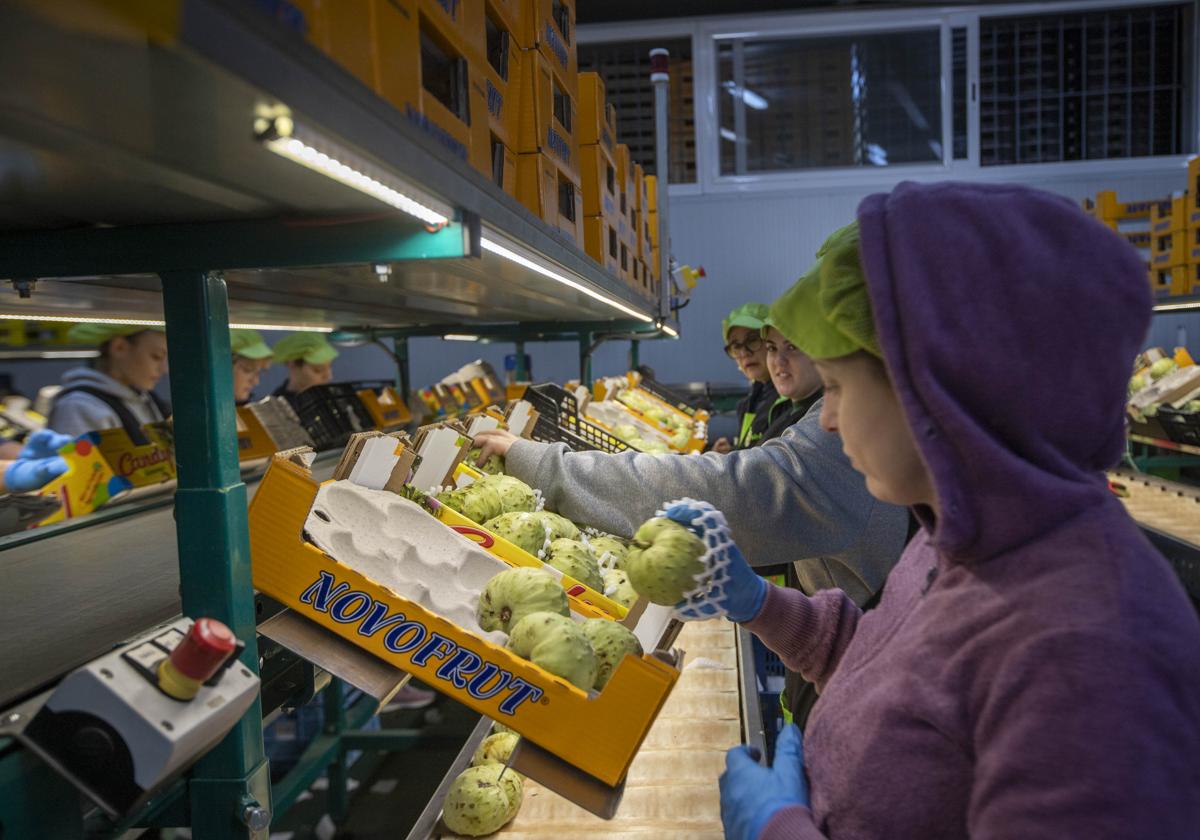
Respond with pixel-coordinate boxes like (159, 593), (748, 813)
(157, 618), (237, 701)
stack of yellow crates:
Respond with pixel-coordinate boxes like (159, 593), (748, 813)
(469, 0), (529, 193)
(632, 162), (655, 301)
(515, 0), (583, 245)
(287, 1), (492, 178)
(1150, 194), (1192, 299)
(646, 173), (661, 291)
(614, 143), (636, 288)
(578, 72), (621, 275)
(1186, 157), (1200, 295)
(1084, 191), (1166, 297)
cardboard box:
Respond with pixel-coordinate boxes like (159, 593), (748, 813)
(373, 0), (487, 168)
(1189, 156), (1200, 227)
(417, 0), (486, 58)
(523, 0), (576, 86)
(516, 151), (583, 244)
(357, 386), (413, 430)
(614, 144), (635, 245)
(481, 139), (517, 193)
(486, 0), (529, 49)
(1152, 266), (1190, 298)
(1152, 195), (1187, 234)
(648, 208), (660, 249)
(94, 423), (177, 488)
(473, 16), (522, 150)
(292, 0), (377, 89)
(236, 406), (278, 461)
(1153, 231), (1188, 269)
(645, 174), (658, 213)
(248, 455), (682, 799)
(517, 49), (579, 176)
(1192, 262), (1200, 295)
(37, 434), (132, 526)
(584, 215), (621, 274)
(577, 72), (616, 152)
(1086, 190), (1160, 222)
(580, 142), (618, 218)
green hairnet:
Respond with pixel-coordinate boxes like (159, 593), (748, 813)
(230, 329), (273, 360)
(769, 222), (880, 360)
(67, 322), (163, 346)
(272, 332), (338, 365)
(722, 302), (770, 341)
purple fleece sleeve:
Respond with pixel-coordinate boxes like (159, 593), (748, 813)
(742, 584), (861, 692)
(761, 806), (825, 839)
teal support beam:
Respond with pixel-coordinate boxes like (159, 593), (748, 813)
(0, 216), (473, 278)
(579, 332), (594, 386)
(0, 741), (84, 838)
(630, 339), (640, 370)
(395, 337), (411, 400)
(160, 271), (270, 840)
(324, 680), (350, 826)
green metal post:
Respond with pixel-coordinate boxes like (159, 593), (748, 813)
(160, 271), (270, 839)
(579, 332), (594, 386)
(324, 680), (349, 825)
(514, 340), (528, 381)
(630, 339), (640, 370)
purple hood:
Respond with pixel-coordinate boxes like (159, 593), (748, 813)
(857, 181), (1150, 563)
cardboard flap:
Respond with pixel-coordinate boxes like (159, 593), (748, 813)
(509, 738), (626, 819)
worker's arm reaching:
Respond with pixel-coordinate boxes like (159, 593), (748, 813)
(473, 402), (910, 604)
(0, 430), (73, 494)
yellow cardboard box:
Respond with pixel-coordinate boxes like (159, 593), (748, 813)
(577, 72), (616, 152)
(37, 434), (132, 525)
(94, 423), (177, 488)
(487, 0), (529, 49)
(584, 215), (621, 275)
(516, 151), (584, 245)
(473, 17), (523, 150)
(236, 407), (277, 461)
(1153, 266), (1190, 298)
(373, 0), (488, 170)
(1153, 231), (1188, 269)
(523, 0), (576, 88)
(249, 457), (680, 790)
(357, 386), (413, 430)
(1152, 196), (1186, 234)
(516, 49), (579, 177)
(580, 142), (618, 218)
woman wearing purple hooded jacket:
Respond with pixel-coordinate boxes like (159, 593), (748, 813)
(669, 181), (1200, 839)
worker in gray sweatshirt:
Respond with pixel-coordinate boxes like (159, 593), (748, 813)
(472, 395), (910, 608)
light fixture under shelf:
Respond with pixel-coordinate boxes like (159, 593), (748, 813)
(256, 115), (452, 228)
(442, 334), (480, 341)
(1153, 298), (1200, 313)
(481, 233), (655, 323)
(0, 314), (333, 332)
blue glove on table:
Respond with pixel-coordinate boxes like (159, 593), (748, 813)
(19, 430), (74, 460)
(664, 501), (767, 622)
(4, 455), (68, 493)
(720, 724), (810, 840)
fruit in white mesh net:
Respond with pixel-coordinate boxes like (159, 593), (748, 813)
(625, 517), (707, 605)
(587, 535), (629, 568)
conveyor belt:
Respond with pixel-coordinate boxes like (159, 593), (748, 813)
(0, 453), (338, 708)
(411, 619), (749, 840)
(1108, 470), (1200, 601)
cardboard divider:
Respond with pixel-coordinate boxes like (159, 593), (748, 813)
(248, 456), (682, 791)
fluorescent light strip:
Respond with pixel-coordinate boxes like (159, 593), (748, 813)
(443, 334), (480, 341)
(661, 324), (679, 337)
(481, 237), (654, 323)
(1153, 301), (1200, 312)
(263, 135), (449, 227)
(0, 350), (99, 360)
(0, 314), (332, 332)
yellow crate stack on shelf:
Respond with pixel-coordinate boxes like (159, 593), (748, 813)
(578, 72), (622, 276)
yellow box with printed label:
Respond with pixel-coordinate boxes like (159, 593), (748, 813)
(37, 435), (132, 525)
(249, 456), (679, 789)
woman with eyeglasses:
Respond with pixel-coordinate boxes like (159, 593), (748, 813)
(712, 303), (780, 453)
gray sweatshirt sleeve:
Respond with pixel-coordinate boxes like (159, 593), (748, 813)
(505, 403), (910, 603)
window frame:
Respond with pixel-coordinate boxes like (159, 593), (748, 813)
(579, 0), (1196, 197)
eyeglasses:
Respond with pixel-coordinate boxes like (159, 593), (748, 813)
(724, 336), (763, 357)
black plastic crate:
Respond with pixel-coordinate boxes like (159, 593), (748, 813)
(292, 383), (373, 452)
(1157, 408), (1200, 447)
(523, 384), (629, 453)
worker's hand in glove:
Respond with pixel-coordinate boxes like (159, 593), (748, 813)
(720, 724), (810, 840)
(472, 429), (520, 466)
(664, 502), (767, 623)
(2, 454), (68, 494)
(19, 430), (74, 460)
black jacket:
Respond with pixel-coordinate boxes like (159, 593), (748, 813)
(732, 380), (780, 449)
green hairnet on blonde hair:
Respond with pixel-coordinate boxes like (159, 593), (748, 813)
(769, 222), (881, 360)
(722, 302), (771, 341)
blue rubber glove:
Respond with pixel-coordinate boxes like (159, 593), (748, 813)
(720, 724), (810, 840)
(664, 502), (768, 622)
(19, 430), (74, 460)
(4, 455), (68, 493)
